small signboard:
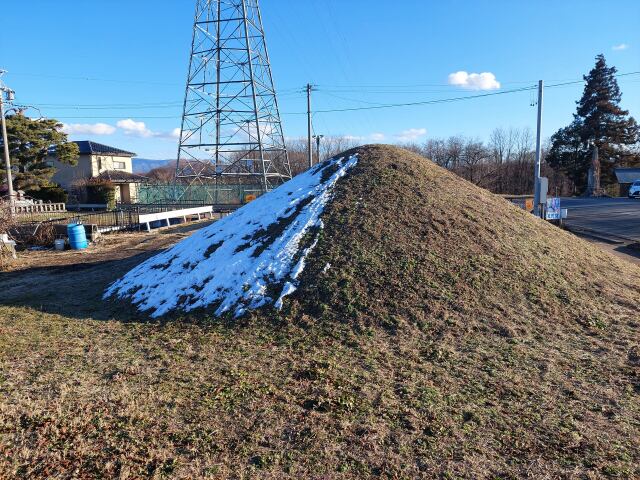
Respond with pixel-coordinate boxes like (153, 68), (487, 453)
(525, 198), (534, 212)
(504, 196), (535, 213)
(546, 198), (561, 220)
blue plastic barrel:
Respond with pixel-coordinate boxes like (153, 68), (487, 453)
(67, 223), (88, 250)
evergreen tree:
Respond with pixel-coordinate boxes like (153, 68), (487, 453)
(547, 54), (640, 192)
(0, 113), (79, 192)
(547, 120), (589, 195)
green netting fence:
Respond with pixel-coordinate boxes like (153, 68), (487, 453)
(137, 184), (265, 205)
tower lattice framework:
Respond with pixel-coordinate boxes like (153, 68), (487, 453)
(176, 0), (291, 196)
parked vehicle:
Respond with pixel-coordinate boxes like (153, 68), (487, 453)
(628, 180), (640, 198)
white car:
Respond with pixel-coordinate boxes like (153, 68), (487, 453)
(629, 180), (640, 198)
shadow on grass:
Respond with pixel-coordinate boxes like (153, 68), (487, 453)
(0, 220), (220, 323)
(157, 218), (219, 235)
(0, 249), (162, 322)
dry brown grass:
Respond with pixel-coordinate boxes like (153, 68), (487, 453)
(0, 202), (17, 271)
(0, 145), (638, 479)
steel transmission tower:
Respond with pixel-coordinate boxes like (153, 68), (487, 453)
(176, 0), (291, 196)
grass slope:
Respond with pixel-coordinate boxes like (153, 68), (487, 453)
(0, 145), (639, 479)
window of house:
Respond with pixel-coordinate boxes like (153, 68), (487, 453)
(97, 157), (103, 171)
(114, 161), (127, 170)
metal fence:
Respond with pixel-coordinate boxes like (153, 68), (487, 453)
(16, 209), (141, 231)
(118, 202), (241, 214)
(14, 202), (240, 230)
(137, 184), (264, 205)
(14, 210), (79, 225)
(118, 201), (205, 213)
(11, 197), (245, 241)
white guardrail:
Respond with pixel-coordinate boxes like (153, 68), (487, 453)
(139, 206), (214, 232)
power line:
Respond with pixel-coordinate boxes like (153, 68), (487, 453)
(8, 72), (182, 87)
(8, 71), (307, 94)
(318, 90), (391, 106)
(51, 84), (535, 118)
(49, 115), (181, 119)
(18, 71), (640, 119)
(291, 85), (539, 115)
(315, 71), (640, 90)
(16, 103), (184, 111)
(18, 100), (183, 107)
(298, 70), (640, 114)
(9, 70), (640, 96)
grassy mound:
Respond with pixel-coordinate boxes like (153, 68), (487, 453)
(0, 145), (638, 479)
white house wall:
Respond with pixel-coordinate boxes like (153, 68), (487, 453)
(49, 154), (134, 191)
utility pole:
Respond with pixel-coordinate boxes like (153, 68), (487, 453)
(313, 134), (324, 164)
(307, 83), (313, 169)
(533, 80), (544, 217)
(0, 70), (15, 205)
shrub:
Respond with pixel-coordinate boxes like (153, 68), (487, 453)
(26, 186), (68, 204)
(86, 180), (116, 209)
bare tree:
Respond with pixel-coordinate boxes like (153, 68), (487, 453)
(146, 166), (175, 182)
(413, 128), (568, 195)
(446, 136), (465, 170)
(459, 139), (490, 186)
(286, 135), (362, 176)
(320, 136), (361, 161)
(423, 139), (449, 168)
(397, 142), (424, 156)
(489, 127), (517, 165)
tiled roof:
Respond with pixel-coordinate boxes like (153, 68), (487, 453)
(74, 141), (136, 157)
(614, 168), (640, 184)
(95, 170), (149, 184)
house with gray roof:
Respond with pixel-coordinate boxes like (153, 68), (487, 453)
(614, 167), (640, 197)
(47, 141), (147, 204)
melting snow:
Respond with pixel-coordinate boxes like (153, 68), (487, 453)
(104, 154), (358, 318)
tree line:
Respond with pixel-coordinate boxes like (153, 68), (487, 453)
(2, 55), (638, 199)
(284, 128), (549, 195)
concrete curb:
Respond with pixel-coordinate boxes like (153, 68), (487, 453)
(565, 225), (636, 245)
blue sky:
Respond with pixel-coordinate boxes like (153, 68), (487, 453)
(1, 0), (639, 159)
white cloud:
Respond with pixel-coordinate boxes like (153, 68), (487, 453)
(116, 119), (180, 140)
(394, 128), (427, 142)
(448, 71), (501, 91)
(155, 127), (181, 140)
(61, 122), (116, 136)
(117, 118), (154, 137)
(612, 43), (629, 51)
(370, 133), (386, 142)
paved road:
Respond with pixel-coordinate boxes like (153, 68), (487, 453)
(561, 197), (640, 242)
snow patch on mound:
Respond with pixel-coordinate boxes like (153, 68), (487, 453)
(104, 154), (359, 318)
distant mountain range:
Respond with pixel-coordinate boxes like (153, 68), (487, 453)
(132, 158), (174, 174)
